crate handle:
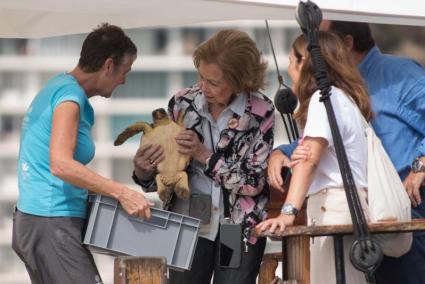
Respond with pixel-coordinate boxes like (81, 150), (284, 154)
(128, 214), (168, 229)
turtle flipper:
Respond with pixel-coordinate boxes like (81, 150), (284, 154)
(114, 121), (153, 146)
(156, 174), (174, 202)
(174, 171), (190, 200)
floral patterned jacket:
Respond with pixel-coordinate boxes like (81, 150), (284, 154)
(168, 86), (275, 236)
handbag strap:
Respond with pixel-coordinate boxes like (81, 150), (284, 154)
(207, 120), (232, 219)
(359, 111), (371, 130)
(349, 97), (372, 131)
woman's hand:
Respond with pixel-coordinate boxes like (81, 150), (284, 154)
(289, 139), (311, 167)
(133, 144), (165, 181)
(256, 214), (295, 235)
(268, 150), (291, 192)
(268, 141), (313, 192)
(175, 130), (212, 164)
(118, 187), (155, 218)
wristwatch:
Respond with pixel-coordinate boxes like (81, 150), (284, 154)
(281, 203), (299, 216)
(412, 157), (425, 173)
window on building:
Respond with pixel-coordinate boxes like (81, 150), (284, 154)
(111, 158), (135, 184)
(255, 28), (271, 55)
(0, 39), (28, 55)
(0, 72), (29, 96)
(283, 28), (300, 53)
(0, 115), (23, 141)
(183, 71), (198, 88)
(0, 158), (18, 191)
(113, 72), (168, 98)
(182, 28), (206, 55)
(127, 28), (168, 55)
(34, 34), (85, 56)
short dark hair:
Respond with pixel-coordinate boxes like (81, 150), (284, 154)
(78, 23), (137, 72)
(329, 21), (375, 53)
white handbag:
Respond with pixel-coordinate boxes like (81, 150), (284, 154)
(361, 115), (412, 257)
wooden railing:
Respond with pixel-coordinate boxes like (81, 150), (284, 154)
(255, 219), (425, 284)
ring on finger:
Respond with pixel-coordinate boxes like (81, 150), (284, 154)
(148, 158), (157, 167)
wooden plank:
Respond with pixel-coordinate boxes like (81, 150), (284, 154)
(254, 219), (425, 239)
(114, 257), (167, 284)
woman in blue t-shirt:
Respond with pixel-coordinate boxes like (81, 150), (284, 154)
(12, 24), (153, 284)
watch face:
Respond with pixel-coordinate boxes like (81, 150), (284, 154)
(282, 204), (298, 215)
(413, 158), (425, 173)
(413, 159), (419, 171)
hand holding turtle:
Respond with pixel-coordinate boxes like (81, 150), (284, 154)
(133, 144), (165, 181)
(175, 130), (212, 164)
(115, 108), (191, 201)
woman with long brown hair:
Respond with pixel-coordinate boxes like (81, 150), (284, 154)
(258, 32), (372, 283)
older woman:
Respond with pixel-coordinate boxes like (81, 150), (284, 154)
(257, 32), (373, 284)
(132, 29), (275, 284)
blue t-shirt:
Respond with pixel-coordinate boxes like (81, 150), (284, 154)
(17, 73), (95, 218)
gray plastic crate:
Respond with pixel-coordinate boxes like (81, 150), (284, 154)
(83, 194), (200, 271)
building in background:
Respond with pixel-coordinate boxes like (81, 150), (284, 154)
(0, 20), (298, 284)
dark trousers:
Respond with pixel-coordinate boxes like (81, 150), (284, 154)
(169, 233), (266, 284)
(376, 188), (425, 284)
(12, 210), (102, 284)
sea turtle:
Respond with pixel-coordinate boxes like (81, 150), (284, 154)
(114, 108), (190, 202)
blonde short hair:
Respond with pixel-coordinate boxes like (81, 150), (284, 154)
(193, 29), (267, 94)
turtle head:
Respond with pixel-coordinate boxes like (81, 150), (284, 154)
(152, 108), (171, 126)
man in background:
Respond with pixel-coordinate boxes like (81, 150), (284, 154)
(322, 20), (425, 284)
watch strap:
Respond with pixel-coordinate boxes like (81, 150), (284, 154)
(281, 203), (299, 216)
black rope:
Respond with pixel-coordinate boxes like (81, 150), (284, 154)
(280, 113), (293, 143)
(266, 20), (284, 87)
(265, 19), (299, 142)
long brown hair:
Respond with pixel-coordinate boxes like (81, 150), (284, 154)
(193, 29), (267, 94)
(293, 32), (372, 128)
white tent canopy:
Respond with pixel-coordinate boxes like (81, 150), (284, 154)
(1, 0), (425, 38)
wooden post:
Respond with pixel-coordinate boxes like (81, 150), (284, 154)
(114, 256), (167, 284)
(283, 236), (310, 284)
(260, 173), (309, 284)
(259, 252), (282, 284)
